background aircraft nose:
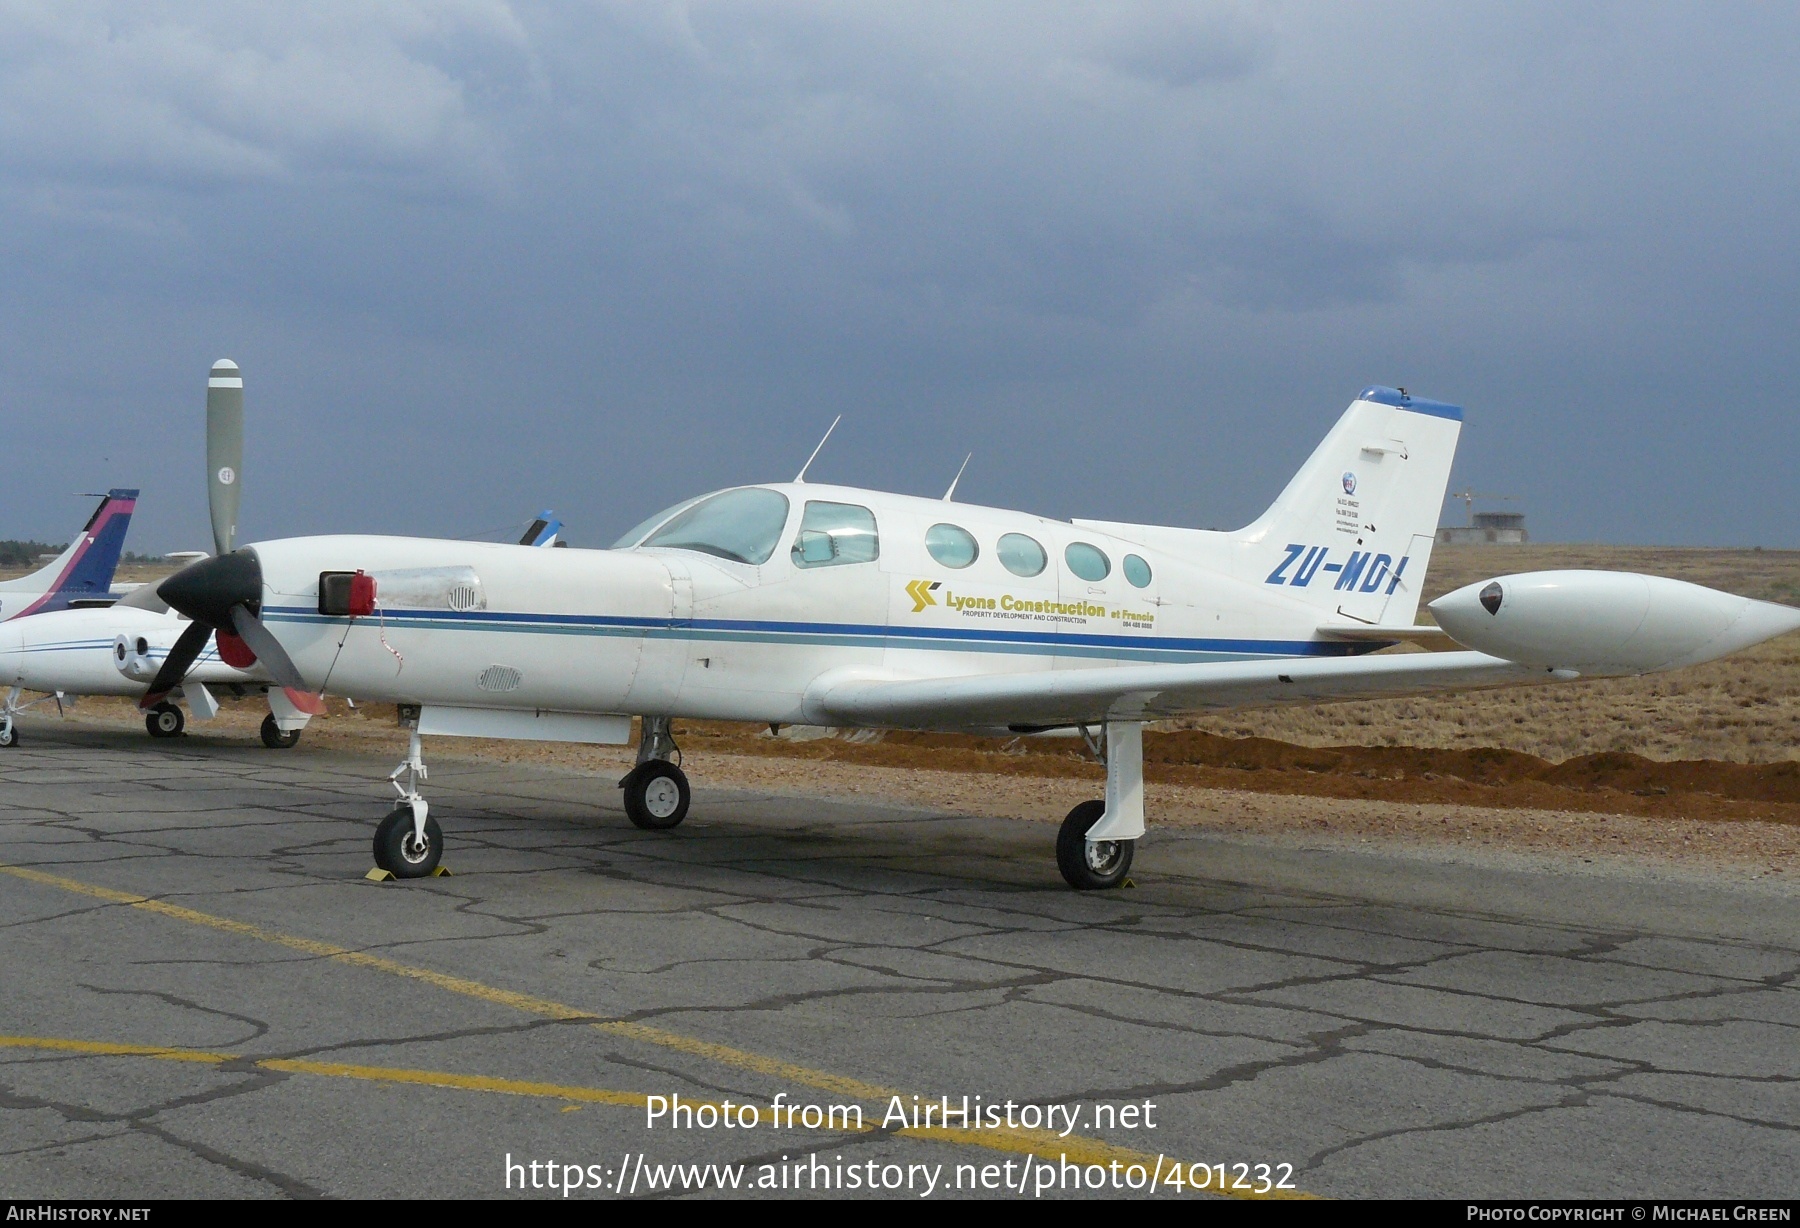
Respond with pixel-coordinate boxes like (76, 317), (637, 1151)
(0, 622), (23, 684)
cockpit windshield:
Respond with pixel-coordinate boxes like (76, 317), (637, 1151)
(634, 488), (792, 565)
(609, 495), (707, 550)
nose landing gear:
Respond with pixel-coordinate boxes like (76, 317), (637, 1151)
(0, 687), (20, 747)
(373, 803), (442, 878)
(370, 729), (442, 878)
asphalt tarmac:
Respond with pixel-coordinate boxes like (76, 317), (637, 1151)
(1, 720), (1794, 1200)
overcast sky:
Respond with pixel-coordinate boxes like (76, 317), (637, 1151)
(3, 2), (1796, 551)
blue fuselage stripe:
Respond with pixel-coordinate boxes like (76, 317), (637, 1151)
(263, 606), (1378, 661)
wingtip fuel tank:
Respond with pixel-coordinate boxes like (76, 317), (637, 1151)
(1429, 570), (1800, 675)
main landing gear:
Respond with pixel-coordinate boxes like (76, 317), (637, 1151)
(619, 716), (690, 830)
(371, 728), (441, 878)
(145, 702), (185, 739)
(1056, 721), (1144, 890)
(260, 713), (301, 749)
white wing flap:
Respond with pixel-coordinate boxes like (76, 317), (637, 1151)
(811, 651), (1542, 731)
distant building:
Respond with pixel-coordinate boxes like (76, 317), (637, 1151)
(1438, 511), (1528, 545)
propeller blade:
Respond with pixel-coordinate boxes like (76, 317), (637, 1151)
(207, 360), (243, 557)
(139, 620), (214, 709)
(228, 604), (313, 697)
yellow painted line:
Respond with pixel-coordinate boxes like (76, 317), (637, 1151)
(0, 863), (592, 1021)
(0, 1035), (693, 1110)
(594, 1020), (898, 1102)
(0, 862), (1315, 1199)
(256, 1059), (652, 1107)
(0, 1035), (230, 1065)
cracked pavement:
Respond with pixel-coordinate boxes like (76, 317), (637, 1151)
(0, 721), (1795, 1199)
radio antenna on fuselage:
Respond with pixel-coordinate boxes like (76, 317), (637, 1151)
(942, 453), (972, 502)
(793, 415), (842, 484)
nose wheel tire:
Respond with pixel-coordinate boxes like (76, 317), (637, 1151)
(373, 805), (443, 878)
(260, 713), (301, 749)
(1056, 799), (1134, 890)
(622, 761), (691, 830)
(0, 726), (17, 748)
(145, 703), (185, 739)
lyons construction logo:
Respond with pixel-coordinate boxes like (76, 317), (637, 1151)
(906, 579), (941, 613)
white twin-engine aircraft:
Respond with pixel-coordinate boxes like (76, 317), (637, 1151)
(139, 384), (1800, 886)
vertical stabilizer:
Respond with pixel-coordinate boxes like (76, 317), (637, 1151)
(1238, 387), (1461, 626)
(0, 489), (139, 619)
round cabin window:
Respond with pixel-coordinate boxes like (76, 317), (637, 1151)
(1064, 542), (1110, 583)
(925, 523), (979, 569)
(997, 533), (1048, 578)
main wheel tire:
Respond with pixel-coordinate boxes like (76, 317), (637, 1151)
(1056, 799), (1134, 890)
(260, 713), (301, 749)
(622, 761), (691, 830)
(373, 806), (443, 878)
(0, 725), (17, 748)
(145, 703), (185, 739)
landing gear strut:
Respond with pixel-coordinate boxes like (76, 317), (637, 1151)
(620, 716), (690, 830)
(373, 729), (441, 878)
(145, 702), (185, 739)
(1056, 721), (1144, 890)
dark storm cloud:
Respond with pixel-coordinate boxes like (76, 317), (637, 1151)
(0, 1), (1795, 551)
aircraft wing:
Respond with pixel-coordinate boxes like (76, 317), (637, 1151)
(810, 650), (1546, 731)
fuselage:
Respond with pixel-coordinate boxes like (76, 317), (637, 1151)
(0, 606), (255, 697)
(252, 482), (1386, 729)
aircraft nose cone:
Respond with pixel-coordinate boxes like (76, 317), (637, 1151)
(158, 550), (262, 628)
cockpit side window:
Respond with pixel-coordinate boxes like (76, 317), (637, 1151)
(639, 488), (792, 565)
(791, 501), (879, 568)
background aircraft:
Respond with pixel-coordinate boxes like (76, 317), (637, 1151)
(0, 364), (574, 749)
(138, 369), (1800, 886)
(0, 489), (136, 621)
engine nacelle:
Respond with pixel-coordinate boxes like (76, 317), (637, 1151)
(1429, 570), (1800, 675)
(114, 634), (160, 683)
